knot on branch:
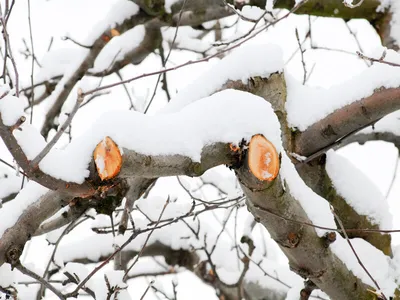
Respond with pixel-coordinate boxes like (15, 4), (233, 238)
(91, 180), (129, 216)
(322, 232), (337, 248)
(287, 232), (301, 248)
(6, 244), (23, 267)
(165, 248), (199, 269)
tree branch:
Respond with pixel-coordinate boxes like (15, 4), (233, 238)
(294, 87), (400, 157)
(0, 190), (72, 267)
(236, 156), (374, 299)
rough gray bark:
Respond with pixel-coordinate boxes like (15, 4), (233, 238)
(294, 87), (400, 157)
(0, 191), (72, 267)
(236, 161), (375, 300)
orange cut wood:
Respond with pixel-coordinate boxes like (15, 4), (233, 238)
(248, 134), (279, 181)
(110, 28), (120, 37)
(94, 136), (122, 181)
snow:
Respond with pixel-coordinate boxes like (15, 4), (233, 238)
(265, 0), (274, 12)
(0, 174), (21, 200)
(162, 43), (284, 113)
(331, 236), (397, 297)
(359, 109), (400, 136)
(285, 285), (302, 300)
(164, 0), (180, 13)
(199, 167), (239, 197)
(162, 27), (212, 53)
(94, 270), (131, 300)
(91, 25), (146, 73)
(280, 153), (337, 237)
(14, 89), (282, 183)
(0, 95), (25, 127)
(241, 6), (266, 19)
(0, 182), (48, 238)
(39, 0), (140, 122)
(85, 0), (140, 45)
(0, 264), (14, 286)
(286, 47), (400, 131)
(27, 48), (81, 86)
(262, 152), (273, 179)
(95, 154), (106, 176)
(377, 1), (400, 47)
(326, 150), (392, 229)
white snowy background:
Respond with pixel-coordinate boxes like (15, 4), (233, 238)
(0, 0), (400, 299)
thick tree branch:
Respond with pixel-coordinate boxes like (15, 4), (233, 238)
(296, 158), (393, 256)
(33, 201), (90, 236)
(294, 87), (400, 157)
(88, 20), (162, 77)
(236, 161), (375, 299)
(115, 143), (238, 179)
(0, 191), (72, 267)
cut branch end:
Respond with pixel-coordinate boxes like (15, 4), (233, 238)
(94, 136), (122, 181)
(248, 134), (279, 181)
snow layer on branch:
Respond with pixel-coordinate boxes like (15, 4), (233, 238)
(27, 48), (81, 86)
(164, 0), (180, 13)
(15, 89), (282, 183)
(0, 95), (25, 126)
(0, 182), (48, 238)
(286, 48), (400, 131)
(162, 43), (283, 113)
(0, 174), (21, 201)
(91, 25), (145, 73)
(331, 236), (397, 297)
(326, 150), (392, 229)
(86, 0), (139, 44)
(280, 153), (336, 236)
(360, 110), (400, 136)
(162, 26), (212, 53)
(378, 0), (400, 47)
(241, 6), (266, 19)
(42, 0), (139, 115)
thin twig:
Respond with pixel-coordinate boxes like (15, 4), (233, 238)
(0, 16), (19, 96)
(30, 89), (84, 168)
(115, 71), (136, 110)
(357, 50), (400, 67)
(123, 197), (170, 280)
(82, 0), (308, 97)
(27, 0), (35, 124)
(140, 280), (155, 300)
(62, 35), (92, 49)
(16, 263), (65, 300)
(295, 28), (307, 84)
(143, 0), (188, 113)
(331, 206), (387, 300)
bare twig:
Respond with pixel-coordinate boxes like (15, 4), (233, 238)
(82, 0), (308, 97)
(27, 0), (35, 124)
(331, 206), (387, 300)
(0, 16), (19, 96)
(30, 89), (84, 168)
(140, 280), (155, 300)
(357, 50), (400, 67)
(295, 28), (307, 84)
(61, 35), (92, 49)
(16, 263), (65, 300)
(123, 197), (170, 280)
(143, 0), (187, 113)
